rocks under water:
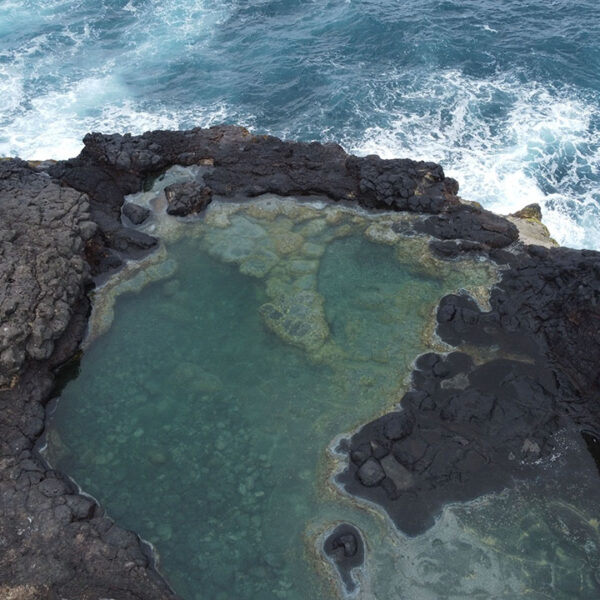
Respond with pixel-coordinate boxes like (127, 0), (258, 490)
(44, 187), (498, 599)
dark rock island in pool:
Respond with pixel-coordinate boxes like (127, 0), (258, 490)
(1, 125), (599, 598)
(323, 524), (365, 594)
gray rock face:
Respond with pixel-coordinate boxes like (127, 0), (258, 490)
(339, 241), (600, 535)
(357, 457), (386, 487)
(0, 160), (176, 600)
(3, 126), (600, 597)
(123, 201), (151, 225)
(0, 159), (94, 387)
(323, 523), (364, 594)
(49, 125), (464, 223)
(164, 181), (212, 216)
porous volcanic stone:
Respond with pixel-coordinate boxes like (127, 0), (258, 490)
(338, 241), (600, 535)
(4, 126), (600, 596)
(164, 181), (212, 216)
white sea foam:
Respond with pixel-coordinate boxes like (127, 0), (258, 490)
(347, 70), (600, 249)
(0, 63), (24, 115)
(0, 0), (245, 160)
(2, 2), (599, 250)
(0, 79), (251, 161)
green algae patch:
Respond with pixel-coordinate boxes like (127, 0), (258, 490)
(260, 290), (329, 354)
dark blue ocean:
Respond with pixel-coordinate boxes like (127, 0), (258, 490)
(1, 0), (599, 248)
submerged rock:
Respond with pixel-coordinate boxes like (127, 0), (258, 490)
(338, 240), (600, 536)
(0, 160), (175, 599)
(3, 125), (600, 598)
(260, 290), (329, 353)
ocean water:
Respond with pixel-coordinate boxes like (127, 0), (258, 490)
(44, 182), (600, 599)
(1, 0), (599, 248)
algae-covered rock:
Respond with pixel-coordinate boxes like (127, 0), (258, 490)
(260, 290), (329, 353)
(204, 215), (277, 271)
(272, 230), (304, 255)
(239, 247), (279, 278)
(364, 221), (401, 245)
(507, 203), (559, 248)
(511, 203), (543, 221)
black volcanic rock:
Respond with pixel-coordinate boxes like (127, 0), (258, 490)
(0, 159), (95, 387)
(337, 354), (570, 535)
(357, 457), (386, 487)
(165, 181), (212, 216)
(346, 154), (460, 212)
(44, 125), (526, 279)
(416, 203), (519, 248)
(337, 241), (600, 535)
(383, 410), (415, 441)
(123, 201), (151, 225)
(0, 160), (176, 599)
(324, 524), (364, 593)
(3, 126), (600, 596)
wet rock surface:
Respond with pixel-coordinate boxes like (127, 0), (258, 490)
(337, 241), (600, 536)
(2, 126), (600, 597)
(416, 203), (519, 248)
(323, 524), (364, 594)
(122, 201), (151, 225)
(45, 125), (477, 279)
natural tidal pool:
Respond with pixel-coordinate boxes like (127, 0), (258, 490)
(45, 181), (600, 599)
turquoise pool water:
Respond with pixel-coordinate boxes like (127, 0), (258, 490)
(46, 195), (600, 599)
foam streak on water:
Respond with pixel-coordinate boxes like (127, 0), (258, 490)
(1, 0), (600, 247)
(348, 70), (600, 249)
(45, 180), (600, 600)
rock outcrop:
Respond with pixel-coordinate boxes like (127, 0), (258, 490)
(47, 126), (518, 274)
(323, 523), (364, 594)
(1, 125), (599, 597)
(337, 243), (600, 535)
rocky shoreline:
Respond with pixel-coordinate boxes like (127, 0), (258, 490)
(1, 125), (599, 599)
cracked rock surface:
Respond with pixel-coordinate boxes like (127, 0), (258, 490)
(0, 159), (95, 387)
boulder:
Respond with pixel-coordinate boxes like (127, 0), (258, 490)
(123, 202), (151, 225)
(165, 182), (213, 216)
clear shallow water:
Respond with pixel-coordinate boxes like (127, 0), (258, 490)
(1, 0), (600, 248)
(45, 191), (600, 599)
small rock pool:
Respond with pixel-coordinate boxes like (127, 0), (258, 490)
(44, 169), (600, 599)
